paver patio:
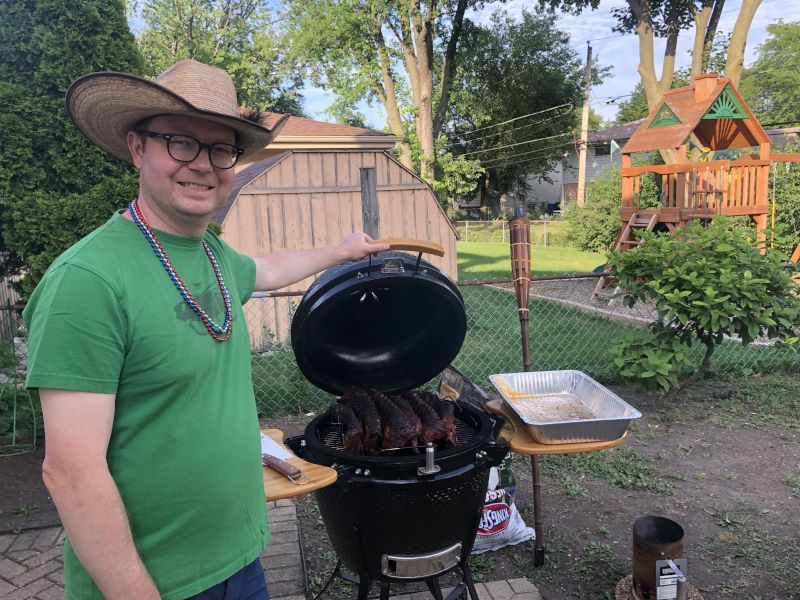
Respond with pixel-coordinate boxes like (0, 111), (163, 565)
(0, 499), (541, 600)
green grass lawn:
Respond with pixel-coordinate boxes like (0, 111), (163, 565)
(457, 242), (605, 280)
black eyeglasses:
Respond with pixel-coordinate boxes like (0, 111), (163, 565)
(137, 130), (244, 169)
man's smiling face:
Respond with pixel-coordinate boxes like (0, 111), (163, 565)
(127, 114), (237, 236)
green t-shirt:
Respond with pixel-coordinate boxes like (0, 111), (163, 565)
(24, 212), (267, 600)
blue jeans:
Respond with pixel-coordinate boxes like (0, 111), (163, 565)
(186, 559), (269, 600)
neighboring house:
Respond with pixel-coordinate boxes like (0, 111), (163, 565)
(222, 114), (458, 350)
(524, 119), (643, 209)
(559, 119), (644, 203)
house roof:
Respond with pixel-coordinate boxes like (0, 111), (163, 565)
(588, 119), (644, 144)
(622, 75), (770, 154)
(766, 126), (800, 148)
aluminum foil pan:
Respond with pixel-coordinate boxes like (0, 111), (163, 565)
(489, 370), (641, 444)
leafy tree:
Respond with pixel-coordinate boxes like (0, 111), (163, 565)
(539, 0), (764, 161)
(613, 34), (727, 126)
(0, 0), (143, 297)
(767, 141), (800, 257)
(609, 219), (800, 395)
(739, 20), (800, 128)
(446, 10), (587, 200)
(131, 0), (304, 115)
(283, 0), (483, 183)
(613, 82), (651, 126)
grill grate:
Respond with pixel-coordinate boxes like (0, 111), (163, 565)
(321, 402), (480, 455)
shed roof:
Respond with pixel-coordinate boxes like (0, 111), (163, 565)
(259, 112), (389, 137)
(214, 152), (290, 224)
(622, 75), (770, 154)
(241, 112), (403, 164)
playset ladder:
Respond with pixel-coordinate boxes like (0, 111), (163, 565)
(592, 211), (659, 301)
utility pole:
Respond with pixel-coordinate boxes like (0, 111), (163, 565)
(576, 42), (592, 207)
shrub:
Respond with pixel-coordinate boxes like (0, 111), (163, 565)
(609, 326), (694, 393)
(608, 219), (800, 394)
(564, 167), (661, 253)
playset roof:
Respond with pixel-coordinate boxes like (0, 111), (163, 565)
(622, 75), (770, 154)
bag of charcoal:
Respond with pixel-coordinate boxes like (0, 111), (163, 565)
(471, 457), (535, 554)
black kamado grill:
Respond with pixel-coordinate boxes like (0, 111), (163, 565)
(287, 241), (510, 600)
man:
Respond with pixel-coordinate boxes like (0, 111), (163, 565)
(23, 59), (389, 600)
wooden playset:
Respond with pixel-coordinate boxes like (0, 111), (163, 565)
(594, 74), (800, 299)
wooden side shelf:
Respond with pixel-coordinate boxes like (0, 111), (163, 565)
(261, 428), (337, 501)
(486, 400), (627, 455)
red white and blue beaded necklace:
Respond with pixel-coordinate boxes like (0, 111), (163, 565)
(128, 198), (233, 342)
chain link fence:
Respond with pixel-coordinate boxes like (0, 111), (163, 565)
(2, 281), (797, 420)
(454, 220), (569, 246)
(243, 276), (799, 417)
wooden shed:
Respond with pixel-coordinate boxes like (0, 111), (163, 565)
(214, 115), (458, 350)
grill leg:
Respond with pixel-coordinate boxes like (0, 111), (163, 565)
(426, 577), (444, 600)
(531, 456), (545, 566)
(356, 574), (371, 600)
(462, 563), (480, 600)
(379, 580), (391, 600)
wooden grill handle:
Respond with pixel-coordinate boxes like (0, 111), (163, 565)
(369, 238), (445, 257)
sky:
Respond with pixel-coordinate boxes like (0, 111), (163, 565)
(303, 0), (800, 128)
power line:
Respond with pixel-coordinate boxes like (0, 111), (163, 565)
(460, 132), (574, 157)
(482, 150), (569, 170)
(447, 108), (574, 148)
(480, 141), (574, 166)
(453, 103), (574, 139)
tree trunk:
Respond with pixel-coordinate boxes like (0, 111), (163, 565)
(725, 0), (762, 87)
(630, 0), (677, 163)
(691, 2), (713, 77)
(411, 1), (435, 184)
(369, 13), (414, 169)
(432, 0), (468, 137)
(665, 336), (714, 400)
(702, 0), (725, 70)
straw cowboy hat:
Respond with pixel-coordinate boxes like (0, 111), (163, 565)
(66, 59), (288, 165)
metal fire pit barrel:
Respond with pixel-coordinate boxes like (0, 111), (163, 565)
(632, 516), (684, 600)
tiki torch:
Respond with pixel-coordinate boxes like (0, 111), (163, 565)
(509, 211), (531, 371)
(509, 210), (545, 565)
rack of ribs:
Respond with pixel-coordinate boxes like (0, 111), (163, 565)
(330, 403), (364, 454)
(389, 394), (422, 453)
(374, 393), (418, 451)
(402, 391), (447, 446)
(421, 392), (457, 448)
(340, 388), (382, 455)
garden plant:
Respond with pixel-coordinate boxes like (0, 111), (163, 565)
(608, 218), (800, 395)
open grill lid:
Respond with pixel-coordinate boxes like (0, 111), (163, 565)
(291, 243), (467, 396)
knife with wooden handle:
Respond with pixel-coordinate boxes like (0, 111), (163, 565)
(262, 454), (302, 479)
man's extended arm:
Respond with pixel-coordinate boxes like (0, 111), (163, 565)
(252, 232), (389, 292)
(39, 389), (161, 600)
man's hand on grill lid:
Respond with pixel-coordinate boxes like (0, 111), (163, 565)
(336, 232), (389, 262)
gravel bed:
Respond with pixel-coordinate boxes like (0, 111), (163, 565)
(493, 277), (785, 346)
(493, 277), (659, 325)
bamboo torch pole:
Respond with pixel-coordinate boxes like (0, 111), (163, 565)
(509, 213), (545, 565)
(509, 215), (531, 371)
